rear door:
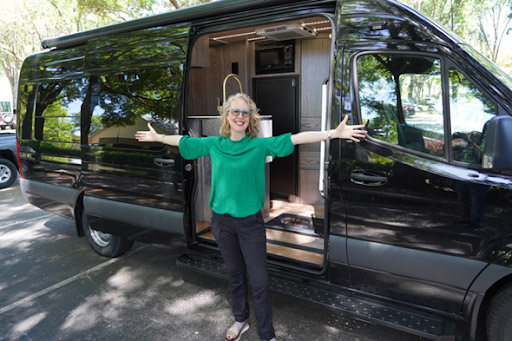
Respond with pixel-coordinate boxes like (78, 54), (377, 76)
(80, 23), (190, 238)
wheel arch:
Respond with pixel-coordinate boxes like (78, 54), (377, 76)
(476, 274), (512, 339)
(74, 190), (85, 237)
(0, 151), (19, 170)
(465, 260), (512, 340)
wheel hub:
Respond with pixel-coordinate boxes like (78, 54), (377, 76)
(0, 165), (11, 183)
(89, 228), (112, 247)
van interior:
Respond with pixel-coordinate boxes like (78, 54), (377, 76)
(185, 15), (333, 271)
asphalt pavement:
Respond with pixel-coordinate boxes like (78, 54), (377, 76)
(0, 181), (422, 341)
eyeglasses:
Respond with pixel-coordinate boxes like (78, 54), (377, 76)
(229, 108), (252, 118)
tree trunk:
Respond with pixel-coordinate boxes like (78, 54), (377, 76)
(170, 0), (181, 9)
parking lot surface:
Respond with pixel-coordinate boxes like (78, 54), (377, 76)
(0, 182), (421, 340)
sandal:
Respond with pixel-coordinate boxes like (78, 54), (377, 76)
(225, 321), (249, 341)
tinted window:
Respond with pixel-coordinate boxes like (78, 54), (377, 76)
(357, 54), (444, 157)
(34, 79), (85, 143)
(449, 68), (496, 165)
(89, 67), (181, 150)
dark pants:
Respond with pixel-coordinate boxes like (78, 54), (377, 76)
(455, 181), (489, 226)
(211, 211), (275, 340)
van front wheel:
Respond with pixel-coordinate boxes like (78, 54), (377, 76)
(82, 213), (134, 258)
(486, 283), (512, 341)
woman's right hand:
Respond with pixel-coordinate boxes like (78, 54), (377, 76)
(135, 123), (161, 142)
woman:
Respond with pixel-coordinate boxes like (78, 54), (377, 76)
(135, 93), (366, 341)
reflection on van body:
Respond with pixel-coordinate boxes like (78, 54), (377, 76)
(16, 0), (512, 340)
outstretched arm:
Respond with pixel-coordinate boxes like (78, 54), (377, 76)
(290, 115), (367, 145)
(135, 123), (183, 146)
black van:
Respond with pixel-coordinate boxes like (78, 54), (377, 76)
(16, 0), (512, 340)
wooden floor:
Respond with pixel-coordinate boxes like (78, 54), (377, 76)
(195, 200), (326, 266)
(266, 200), (323, 221)
(198, 231), (324, 266)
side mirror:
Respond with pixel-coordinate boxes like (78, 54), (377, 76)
(482, 115), (512, 170)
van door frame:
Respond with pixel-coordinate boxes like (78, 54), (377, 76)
(183, 10), (337, 275)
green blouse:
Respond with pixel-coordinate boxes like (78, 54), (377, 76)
(179, 133), (294, 218)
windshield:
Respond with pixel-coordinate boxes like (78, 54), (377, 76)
(461, 43), (512, 90)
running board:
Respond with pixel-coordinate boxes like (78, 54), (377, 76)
(177, 253), (456, 341)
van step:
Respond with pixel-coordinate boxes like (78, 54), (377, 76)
(177, 253), (456, 341)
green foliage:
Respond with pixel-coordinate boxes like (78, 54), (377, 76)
(0, 0), (212, 107)
(2, 0), (510, 107)
(400, 0), (512, 66)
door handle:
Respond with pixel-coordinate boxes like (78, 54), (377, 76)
(154, 158), (175, 167)
(319, 79), (329, 196)
(350, 169), (388, 186)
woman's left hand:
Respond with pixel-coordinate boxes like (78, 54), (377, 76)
(332, 115), (367, 142)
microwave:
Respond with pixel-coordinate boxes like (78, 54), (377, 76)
(255, 40), (295, 74)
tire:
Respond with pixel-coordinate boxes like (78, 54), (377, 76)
(486, 283), (512, 341)
(82, 211), (134, 258)
(0, 158), (18, 189)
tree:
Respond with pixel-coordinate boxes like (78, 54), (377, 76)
(170, 0), (181, 8)
(169, 0), (213, 9)
(471, 0), (512, 63)
(0, 0), (213, 109)
(400, 0), (512, 66)
(400, 0), (467, 32)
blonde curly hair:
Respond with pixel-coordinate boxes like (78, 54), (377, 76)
(218, 93), (261, 138)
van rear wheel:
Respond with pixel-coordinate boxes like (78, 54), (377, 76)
(82, 212), (134, 258)
(486, 283), (512, 341)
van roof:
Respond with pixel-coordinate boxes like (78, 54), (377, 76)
(42, 0), (321, 50)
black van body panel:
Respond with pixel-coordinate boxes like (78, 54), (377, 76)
(20, 179), (81, 219)
(18, 47), (86, 83)
(16, 1), (512, 340)
(41, 0), (334, 49)
(335, 0), (512, 111)
(335, 46), (511, 321)
(328, 0), (512, 335)
(17, 20), (189, 240)
(85, 23), (190, 74)
(470, 260), (512, 294)
(347, 239), (485, 314)
(83, 196), (184, 236)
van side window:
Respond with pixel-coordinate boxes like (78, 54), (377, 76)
(449, 68), (496, 165)
(89, 67), (181, 150)
(357, 54), (445, 157)
(34, 79), (85, 143)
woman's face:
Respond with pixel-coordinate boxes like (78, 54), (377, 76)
(227, 98), (251, 136)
